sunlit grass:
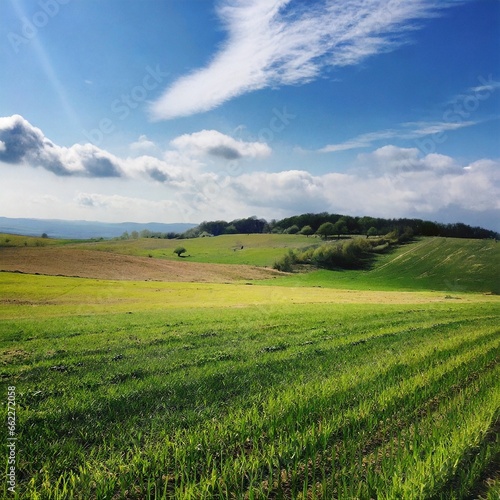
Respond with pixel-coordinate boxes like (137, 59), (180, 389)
(257, 237), (500, 294)
(1, 271), (499, 498)
(68, 233), (318, 266)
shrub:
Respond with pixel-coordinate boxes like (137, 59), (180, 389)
(174, 246), (187, 257)
(273, 249), (296, 272)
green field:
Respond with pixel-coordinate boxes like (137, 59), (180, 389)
(258, 237), (500, 294)
(1, 234), (499, 499)
(67, 233), (317, 267)
(0, 234), (79, 248)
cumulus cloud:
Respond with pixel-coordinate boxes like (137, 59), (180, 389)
(130, 135), (157, 152)
(170, 129), (271, 160)
(359, 145), (460, 173)
(230, 170), (326, 212)
(218, 146), (499, 223)
(0, 115), (122, 177)
(1, 115), (497, 229)
(0, 115), (266, 185)
(150, 0), (459, 120)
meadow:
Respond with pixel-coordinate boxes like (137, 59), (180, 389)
(67, 233), (316, 267)
(1, 234), (499, 498)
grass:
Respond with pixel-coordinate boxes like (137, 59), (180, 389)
(257, 237), (500, 294)
(1, 234), (499, 498)
(67, 233), (318, 266)
(0, 234), (96, 248)
(1, 272), (497, 320)
(1, 271), (500, 498)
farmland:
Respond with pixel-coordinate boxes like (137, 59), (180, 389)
(1, 234), (499, 498)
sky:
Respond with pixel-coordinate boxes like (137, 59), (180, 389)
(0, 0), (499, 230)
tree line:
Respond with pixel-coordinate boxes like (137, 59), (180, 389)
(119, 213), (498, 241)
(193, 213), (497, 240)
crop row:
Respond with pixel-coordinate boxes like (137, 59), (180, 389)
(2, 302), (499, 498)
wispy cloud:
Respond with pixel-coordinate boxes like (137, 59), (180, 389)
(401, 120), (478, 137)
(319, 130), (398, 153)
(319, 120), (478, 153)
(150, 0), (459, 120)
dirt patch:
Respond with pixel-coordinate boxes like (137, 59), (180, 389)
(1, 349), (30, 365)
(0, 247), (285, 283)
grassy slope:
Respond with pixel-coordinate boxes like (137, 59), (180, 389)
(2, 233), (498, 293)
(67, 233), (317, 266)
(257, 237), (500, 294)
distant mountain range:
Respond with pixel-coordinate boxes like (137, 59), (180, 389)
(0, 217), (196, 239)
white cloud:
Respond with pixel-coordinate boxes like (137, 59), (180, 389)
(220, 146), (500, 222)
(1, 115), (498, 229)
(150, 0), (458, 120)
(130, 135), (157, 152)
(401, 120), (478, 137)
(171, 129), (271, 160)
(319, 120), (478, 153)
(0, 114), (122, 177)
(75, 193), (177, 211)
(319, 130), (398, 153)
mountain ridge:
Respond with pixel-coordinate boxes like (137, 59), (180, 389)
(0, 217), (196, 239)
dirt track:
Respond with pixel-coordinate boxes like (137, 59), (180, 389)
(0, 247), (284, 282)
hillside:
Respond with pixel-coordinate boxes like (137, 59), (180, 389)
(1, 233), (498, 293)
(68, 233), (317, 266)
(260, 237), (500, 294)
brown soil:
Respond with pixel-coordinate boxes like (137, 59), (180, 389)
(0, 247), (284, 283)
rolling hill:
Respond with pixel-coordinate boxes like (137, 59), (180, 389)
(260, 237), (500, 294)
(1, 232), (498, 293)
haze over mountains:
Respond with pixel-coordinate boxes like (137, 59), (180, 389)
(0, 217), (195, 240)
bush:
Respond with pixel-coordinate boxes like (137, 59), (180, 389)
(284, 224), (300, 234)
(273, 249), (296, 272)
(173, 246), (187, 257)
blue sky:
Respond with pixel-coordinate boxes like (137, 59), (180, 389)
(0, 0), (499, 230)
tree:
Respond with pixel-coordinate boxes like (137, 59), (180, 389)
(316, 222), (335, 240)
(332, 218), (348, 239)
(299, 225), (314, 237)
(285, 224), (300, 234)
(173, 246), (187, 257)
(41, 233), (48, 239)
(367, 227), (378, 238)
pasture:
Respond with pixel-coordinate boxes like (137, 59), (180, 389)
(1, 234), (499, 498)
(67, 233), (317, 267)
